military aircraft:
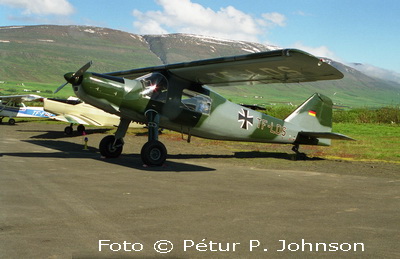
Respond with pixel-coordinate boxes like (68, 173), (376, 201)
(44, 97), (143, 135)
(55, 49), (354, 166)
(0, 94), (55, 124)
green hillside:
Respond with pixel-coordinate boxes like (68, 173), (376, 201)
(1, 25), (399, 107)
(0, 25), (162, 82)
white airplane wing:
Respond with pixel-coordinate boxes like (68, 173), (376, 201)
(0, 94), (44, 102)
(51, 114), (100, 126)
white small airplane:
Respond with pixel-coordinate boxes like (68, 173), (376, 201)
(44, 97), (143, 134)
(0, 94), (55, 124)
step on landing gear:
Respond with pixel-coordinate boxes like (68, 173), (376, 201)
(141, 110), (167, 166)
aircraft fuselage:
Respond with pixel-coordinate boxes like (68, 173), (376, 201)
(73, 71), (303, 145)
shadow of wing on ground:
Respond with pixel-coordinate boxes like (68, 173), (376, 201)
(234, 151), (325, 161)
(16, 128), (110, 139)
(1, 139), (215, 172)
(168, 151), (324, 161)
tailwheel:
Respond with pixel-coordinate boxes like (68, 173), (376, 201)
(99, 135), (123, 158)
(141, 140), (167, 166)
(292, 144), (307, 160)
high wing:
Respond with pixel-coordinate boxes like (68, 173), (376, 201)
(107, 49), (343, 85)
(0, 94), (43, 103)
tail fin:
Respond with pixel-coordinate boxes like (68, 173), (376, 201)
(285, 93), (354, 146)
(285, 93), (333, 132)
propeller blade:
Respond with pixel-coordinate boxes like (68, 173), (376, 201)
(73, 61), (92, 78)
(54, 61), (93, 94)
(54, 82), (68, 94)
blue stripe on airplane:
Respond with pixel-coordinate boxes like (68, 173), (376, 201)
(1, 107), (55, 118)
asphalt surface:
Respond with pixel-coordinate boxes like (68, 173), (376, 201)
(1, 122), (399, 258)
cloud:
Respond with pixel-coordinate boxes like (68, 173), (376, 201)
(0, 0), (74, 16)
(348, 63), (400, 83)
(6, 14), (74, 25)
(132, 0), (286, 42)
(293, 42), (339, 60)
(262, 12), (286, 27)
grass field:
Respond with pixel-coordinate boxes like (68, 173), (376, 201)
(195, 123), (400, 163)
(0, 80), (75, 98)
(318, 123), (400, 163)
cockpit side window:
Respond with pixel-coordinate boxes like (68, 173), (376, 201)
(138, 72), (168, 103)
(181, 89), (212, 115)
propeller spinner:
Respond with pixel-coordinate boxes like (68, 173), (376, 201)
(54, 61), (92, 93)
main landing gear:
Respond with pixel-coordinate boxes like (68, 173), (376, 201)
(64, 123), (85, 135)
(0, 117), (16, 125)
(140, 110), (167, 166)
(99, 110), (167, 166)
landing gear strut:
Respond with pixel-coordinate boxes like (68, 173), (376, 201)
(98, 112), (167, 166)
(99, 118), (130, 158)
(141, 110), (167, 166)
(99, 135), (123, 158)
(292, 144), (308, 160)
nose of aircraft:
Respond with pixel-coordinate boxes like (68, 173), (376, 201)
(64, 72), (80, 85)
(54, 61), (92, 94)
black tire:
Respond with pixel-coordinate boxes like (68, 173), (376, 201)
(64, 126), (73, 135)
(99, 135), (123, 158)
(141, 141), (167, 166)
(77, 124), (85, 133)
(8, 118), (16, 125)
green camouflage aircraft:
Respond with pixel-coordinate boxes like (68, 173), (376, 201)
(55, 49), (354, 166)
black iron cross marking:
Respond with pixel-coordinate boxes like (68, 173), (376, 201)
(238, 109), (253, 130)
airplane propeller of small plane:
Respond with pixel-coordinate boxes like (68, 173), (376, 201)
(55, 49), (354, 166)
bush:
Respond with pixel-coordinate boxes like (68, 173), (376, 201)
(262, 106), (294, 119)
(333, 107), (399, 124)
(261, 105), (399, 124)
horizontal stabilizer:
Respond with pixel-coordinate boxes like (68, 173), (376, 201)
(299, 132), (355, 141)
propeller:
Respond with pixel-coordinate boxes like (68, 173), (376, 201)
(54, 61), (92, 93)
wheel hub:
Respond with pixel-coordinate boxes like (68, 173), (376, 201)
(149, 148), (161, 160)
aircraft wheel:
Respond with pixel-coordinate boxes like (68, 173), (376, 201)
(8, 118), (15, 125)
(64, 126), (73, 135)
(141, 141), (167, 166)
(77, 124), (85, 134)
(99, 135), (123, 158)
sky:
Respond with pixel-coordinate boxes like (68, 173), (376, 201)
(0, 0), (399, 77)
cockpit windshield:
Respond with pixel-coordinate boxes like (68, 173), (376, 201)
(138, 72), (168, 102)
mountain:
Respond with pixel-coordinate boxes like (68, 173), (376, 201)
(347, 63), (400, 84)
(1, 25), (399, 107)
